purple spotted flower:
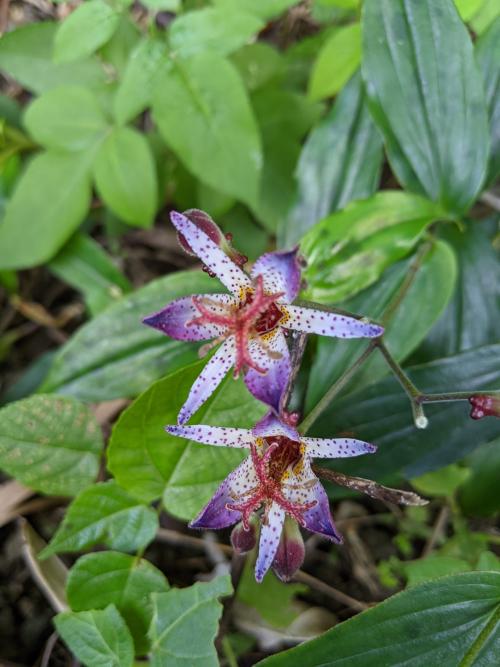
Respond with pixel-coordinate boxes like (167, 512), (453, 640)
(144, 210), (384, 424)
(166, 411), (376, 582)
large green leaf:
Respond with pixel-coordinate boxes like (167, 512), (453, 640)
(0, 395), (102, 496)
(476, 16), (500, 183)
(459, 438), (500, 517)
(54, 0), (120, 63)
(300, 191), (449, 303)
(93, 126), (157, 227)
(24, 86), (108, 151)
(313, 344), (500, 481)
(169, 8), (263, 57)
(108, 360), (265, 511)
(416, 223), (500, 361)
(282, 74), (382, 247)
(152, 52), (262, 208)
(308, 24), (361, 101)
(149, 575), (232, 667)
(0, 23), (106, 94)
(362, 0), (489, 214)
(55, 605), (134, 667)
(66, 551), (169, 654)
(0, 148), (95, 269)
(305, 241), (457, 411)
(41, 481), (158, 557)
(49, 233), (132, 316)
(213, 0), (298, 20)
(258, 572), (500, 666)
(40, 271), (222, 401)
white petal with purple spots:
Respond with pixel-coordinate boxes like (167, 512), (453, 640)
(245, 329), (290, 412)
(283, 304), (384, 339)
(302, 437), (377, 459)
(170, 211), (252, 296)
(166, 424), (253, 448)
(143, 293), (236, 341)
(178, 337), (236, 424)
(251, 248), (301, 303)
(255, 503), (285, 582)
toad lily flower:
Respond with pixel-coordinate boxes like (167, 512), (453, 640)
(166, 412), (376, 582)
(144, 210), (384, 424)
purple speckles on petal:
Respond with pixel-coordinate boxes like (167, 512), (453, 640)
(283, 304), (384, 339)
(170, 211), (252, 296)
(251, 248), (301, 303)
(166, 424), (253, 448)
(255, 503), (285, 583)
(244, 330), (291, 413)
(252, 410), (299, 441)
(302, 437), (377, 459)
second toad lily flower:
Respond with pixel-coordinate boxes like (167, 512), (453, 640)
(166, 412), (376, 582)
(144, 210), (384, 423)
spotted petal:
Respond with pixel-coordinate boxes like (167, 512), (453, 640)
(283, 304), (384, 338)
(251, 248), (301, 303)
(166, 424), (253, 448)
(283, 461), (342, 542)
(302, 436), (377, 459)
(252, 410), (299, 441)
(178, 337), (235, 424)
(143, 293), (236, 341)
(170, 211), (252, 296)
(244, 329), (290, 413)
(255, 503), (285, 583)
(190, 457), (258, 530)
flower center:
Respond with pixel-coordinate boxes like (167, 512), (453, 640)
(226, 437), (317, 530)
(188, 274), (285, 376)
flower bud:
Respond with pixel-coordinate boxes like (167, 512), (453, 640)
(271, 517), (305, 582)
(469, 394), (500, 420)
(231, 519), (257, 554)
(177, 208), (247, 268)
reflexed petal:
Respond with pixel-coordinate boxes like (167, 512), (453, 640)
(170, 211), (252, 296)
(166, 424), (253, 448)
(283, 460), (342, 542)
(251, 248), (301, 303)
(252, 410), (299, 441)
(143, 294), (236, 341)
(245, 330), (290, 412)
(271, 517), (305, 582)
(255, 503), (285, 582)
(282, 304), (384, 338)
(302, 436), (377, 459)
(190, 457), (258, 530)
(178, 337), (235, 424)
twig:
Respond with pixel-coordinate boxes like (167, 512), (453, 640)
(293, 570), (369, 612)
(40, 632), (59, 667)
(156, 527), (232, 555)
(480, 191), (500, 212)
(313, 466), (428, 507)
(422, 505), (450, 557)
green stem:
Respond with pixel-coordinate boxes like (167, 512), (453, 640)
(221, 636), (238, 667)
(419, 391), (500, 403)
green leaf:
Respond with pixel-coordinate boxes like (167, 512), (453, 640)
(0, 23), (106, 94)
(305, 241), (457, 411)
(312, 344), (500, 482)
(108, 360), (265, 509)
(416, 223), (500, 360)
(282, 73), (383, 247)
(66, 551), (169, 654)
(40, 270), (221, 401)
(362, 0), (490, 214)
(459, 438), (500, 517)
(403, 556), (472, 587)
(300, 191), (448, 303)
(308, 24), (361, 101)
(55, 605), (134, 667)
(476, 16), (500, 183)
(0, 149), (95, 269)
(100, 16), (141, 76)
(169, 8), (263, 58)
(41, 481), (158, 558)
(24, 86), (108, 151)
(93, 126), (157, 227)
(257, 572), (500, 666)
(114, 37), (170, 124)
(470, 0), (500, 34)
(213, 0), (298, 20)
(231, 42), (285, 92)
(454, 0), (484, 21)
(0, 395), (102, 496)
(49, 233), (132, 316)
(54, 0), (120, 63)
(149, 575), (232, 667)
(152, 52), (262, 208)
(412, 464), (471, 497)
